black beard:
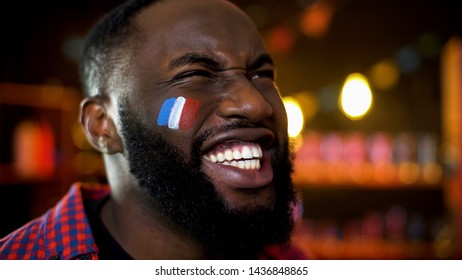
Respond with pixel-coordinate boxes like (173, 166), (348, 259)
(119, 99), (297, 259)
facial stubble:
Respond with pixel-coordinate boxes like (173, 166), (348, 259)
(118, 99), (297, 259)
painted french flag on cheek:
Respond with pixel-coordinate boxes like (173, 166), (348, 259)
(157, 96), (200, 130)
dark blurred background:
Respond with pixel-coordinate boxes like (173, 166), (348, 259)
(1, 0), (461, 259)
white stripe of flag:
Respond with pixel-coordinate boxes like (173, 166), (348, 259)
(168, 96), (186, 130)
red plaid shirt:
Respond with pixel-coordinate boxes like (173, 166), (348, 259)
(0, 183), (307, 260)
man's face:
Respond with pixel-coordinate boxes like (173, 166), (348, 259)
(114, 0), (295, 257)
(121, 0), (290, 211)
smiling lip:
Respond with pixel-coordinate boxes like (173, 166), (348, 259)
(200, 127), (275, 154)
(200, 128), (275, 189)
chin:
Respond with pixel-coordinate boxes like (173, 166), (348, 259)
(215, 184), (277, 213)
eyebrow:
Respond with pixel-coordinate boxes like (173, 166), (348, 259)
(168, 53), (274, 72)
(248, 54), (274, 71)
(168, 53), (221, 71)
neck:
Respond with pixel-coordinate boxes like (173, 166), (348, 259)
(101, 154), (205, 259)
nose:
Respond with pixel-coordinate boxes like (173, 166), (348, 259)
(217, 76), (274, 123)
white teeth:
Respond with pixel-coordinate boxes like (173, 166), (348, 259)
(203, 143), (263, 170)
(224, 150), (234, 161)
(242, 146), (253, 159)
(233, 150), (242, 160)
(217, 152), (225, 162)
(251, 146), (260, 158)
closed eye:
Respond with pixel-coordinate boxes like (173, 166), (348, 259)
(250, 70), (275, 81)
(173, 69), (215, 81)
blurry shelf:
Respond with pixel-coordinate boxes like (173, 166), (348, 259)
(293, 234), (435, 260)
(0, 164), (60, 185)
(293, 220), (436, 260)
(0, 83), (79, 110)
(294, 182), (443, 190)
(293, 161), (443, 189)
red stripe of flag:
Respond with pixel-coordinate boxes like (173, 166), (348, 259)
(179, 98), (200, 130)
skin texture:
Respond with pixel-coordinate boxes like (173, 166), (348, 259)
(80, 0), (293, 259)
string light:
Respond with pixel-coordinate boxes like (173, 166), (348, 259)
(339, 73), (373, 120)
(283, 96), (305, 138)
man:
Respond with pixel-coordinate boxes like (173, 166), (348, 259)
(0, 0), (306, 259)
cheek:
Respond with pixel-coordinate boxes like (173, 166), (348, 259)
(271, 97), (289, 138)
(157, 96), (201, 130)
(268, 95), (288, 124)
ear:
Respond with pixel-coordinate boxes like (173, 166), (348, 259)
(79, 96), (124, 154)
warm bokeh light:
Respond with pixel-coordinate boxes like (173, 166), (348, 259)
(294, 90), (319, 120)
(283, 96), (304, 138)
(291, 134), (304, 153)
(344, 133), (367, 163)
(397, 162), (420, 185)
(299, 0), (334, 38)
(422, 162), (443, 184)
(266, 25), (296, 54)
(339, 73), (373, 120)
(13, 120), (55, 179)
(368, 59), (400, 91)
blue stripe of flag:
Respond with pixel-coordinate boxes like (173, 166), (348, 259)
(157, 98), (177, 126)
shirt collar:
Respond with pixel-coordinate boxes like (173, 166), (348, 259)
(43, 183), (110, 260)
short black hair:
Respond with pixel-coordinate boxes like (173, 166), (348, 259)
(80, 0), (162, 97)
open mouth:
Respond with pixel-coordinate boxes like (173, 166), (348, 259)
(202, 142), (262, 170)
(199, 128), (275, 189)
